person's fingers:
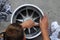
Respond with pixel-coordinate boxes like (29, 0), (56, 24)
(40, 18), (42, 22)
(44, 13), (48, 19)
(44, 13), (47, 16)
(39, 14), (45, 22)
(39, 18), (42, 24)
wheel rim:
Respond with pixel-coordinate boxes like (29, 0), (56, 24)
(11, 4), (44, 39)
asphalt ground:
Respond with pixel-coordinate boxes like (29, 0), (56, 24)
(0, 0), (60, 40)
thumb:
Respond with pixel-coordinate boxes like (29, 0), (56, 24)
(39, 18), (42, 23)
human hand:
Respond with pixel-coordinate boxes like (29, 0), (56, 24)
(39, 14), (50, 40)
(21, 19), (36, 28)
(39, 14), (48, 30)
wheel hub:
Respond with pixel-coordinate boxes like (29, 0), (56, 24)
(24, 17), (32, 21)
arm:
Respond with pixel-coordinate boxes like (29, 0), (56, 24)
(39, 15), (50, 40)
(20, 15), (50, 40)
(20, 19), (35, 28)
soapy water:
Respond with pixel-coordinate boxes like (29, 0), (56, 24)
(50, 21), (60, 40)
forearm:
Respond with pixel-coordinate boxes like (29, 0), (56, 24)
(20, 23), (25, 28)
(40, 28), (50, 40)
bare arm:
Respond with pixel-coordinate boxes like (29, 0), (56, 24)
(20, 15), (50, 40)
(39, 15), (50, 40)
(20, 19), (35, 28)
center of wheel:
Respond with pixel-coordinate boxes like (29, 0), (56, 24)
(24, 17), (32, 21)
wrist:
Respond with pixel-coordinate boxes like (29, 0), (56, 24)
(41, 29), (50, 40)
(20, 23), (25, 28)
(40, 25), (48, 30)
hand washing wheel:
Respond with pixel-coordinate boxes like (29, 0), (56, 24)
(11, 4), (44, 39)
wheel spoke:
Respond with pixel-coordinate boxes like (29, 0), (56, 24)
(16, 19), (24, 22)
(28, 28), (31, 34)
(33, 27), (37, 31)
(33, 16), (39, 21)
(35, 22), (39, 25)
(24, 28), (26, 30)
(20, 13), (25, 18)
(26, 8), (29, 17)
(30, 11), (35, 18)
